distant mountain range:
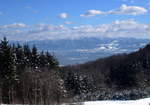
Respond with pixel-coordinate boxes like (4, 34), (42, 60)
(11, 37), (150, 65)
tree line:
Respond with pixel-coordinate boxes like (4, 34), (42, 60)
(1, 37), (150, 104)
(0, 37), (67, 105)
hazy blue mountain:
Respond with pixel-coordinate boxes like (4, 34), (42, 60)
(11, 37), (150, 65)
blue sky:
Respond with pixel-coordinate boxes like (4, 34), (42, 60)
(0, 0), (150, 40)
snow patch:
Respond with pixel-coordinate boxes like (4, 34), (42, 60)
(83, 98), (150, 105)
(62, 98), (150, 105)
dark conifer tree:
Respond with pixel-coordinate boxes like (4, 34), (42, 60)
(39, 51), (47, 68)
(45, 51), (58, 69)
(15, 44), (26, 73)
(23, 44), (31, 67)
(0, 37), (61, 104)
(0, 37), (18, 103)
(31, 45), (39, 69)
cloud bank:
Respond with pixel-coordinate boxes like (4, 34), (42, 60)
(108, 4), (148, 15)
(0, 20), (150, 41)
(81, 4), (148, 17)
(1, 23), (28, 28)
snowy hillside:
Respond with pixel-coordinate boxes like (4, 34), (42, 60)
(84, 98), (150, 105)
(63, 98), (150, 105)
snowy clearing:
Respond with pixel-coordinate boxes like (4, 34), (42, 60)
(0, 98), (150, 105)
(62, 97), (150, 105)
(83, 98), (150, 105)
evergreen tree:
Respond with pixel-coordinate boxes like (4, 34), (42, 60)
(15, 44), (26, 73)
(31, 45), (39, 69)
(0, 37), (61, 104)
(39, 51), (47, 68)
(23, 44), (31, 67)
(0, 37), (18, 81)
(45, 51), (58, 69)
(0, 37), (18, 103)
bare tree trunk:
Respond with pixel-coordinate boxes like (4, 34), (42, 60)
(0, 86), (2, 104)
(8, 82), (12, 104)
(22, 80), (26, 104)
(11, 87), (14, 105)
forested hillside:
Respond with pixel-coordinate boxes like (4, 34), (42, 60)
(1, 37), (150, 104)
(62, 43), (150, 101)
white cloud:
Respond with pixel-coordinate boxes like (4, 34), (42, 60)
(81, 10), (103, 17)
(108, 4), (148, 15)
(58, 13), (68, 19)
(0, 20), (150, 41)
(81, 4), (148, 17)
(1, 23), (28, 28)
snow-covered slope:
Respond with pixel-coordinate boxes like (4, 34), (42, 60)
(1, 98), (150, 105)
(62, 98), (150, 105)
(83, 98), (150, 105)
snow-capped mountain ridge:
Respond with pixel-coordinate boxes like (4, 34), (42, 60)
(11, 37), (150, 65)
